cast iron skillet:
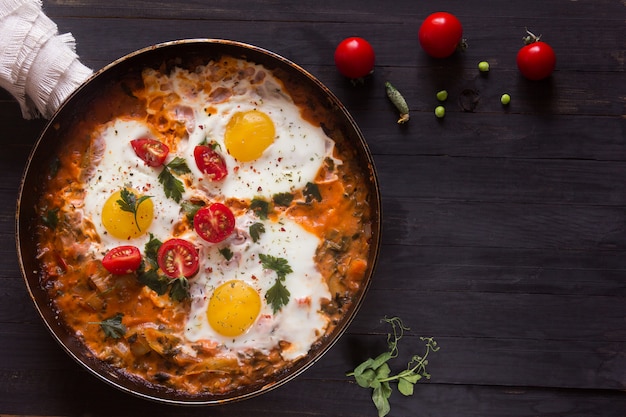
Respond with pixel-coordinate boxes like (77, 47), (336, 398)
(16, 39), (381, 405)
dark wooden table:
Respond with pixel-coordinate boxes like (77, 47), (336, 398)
(1, 1), (625, 416)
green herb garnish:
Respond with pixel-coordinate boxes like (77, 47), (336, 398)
(41, 208), (59, 230)
(169, 277), (190, 301)
(303, 182), (322, 203)
(346, 317), (440, 417)
(181, 200), (205, 222)
(137, 267), (169, 295)
(116, 188), (151, 232)
(144, 233), (162, 269)
(90, 313), (127, 339)
(250, 198), (270, 219)
(167, 157), (192, 175)
(273, 192), (294, 207)
(219, 247), (233, 261)
(49, 157), (60, 178)
(158, 157), (191, 203)
(249, 222), (266, 243)
(259, 253), (293, 313)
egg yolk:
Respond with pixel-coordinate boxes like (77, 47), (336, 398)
(224, 110), (276, 162)
(101, 189), (154, 239)
(207, 280), (261, 337)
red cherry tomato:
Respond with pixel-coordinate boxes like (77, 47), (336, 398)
(334, 37), (375, 79)
(418, 12), (463, 58)
(193, 203), (236, 243)
(194, 144), (227, 181)
(102, 245), (142, 275)
(517, 40), (556, 81)
(157, 238), (199, 278)
(130, 138), (169, 167)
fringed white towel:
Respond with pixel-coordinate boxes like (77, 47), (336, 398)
(0, 0), (92, 119)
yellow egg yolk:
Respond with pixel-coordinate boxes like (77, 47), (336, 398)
(224, 110), (276, 162)
(207, 280), (261, 337)
(101, 189), (154, 239)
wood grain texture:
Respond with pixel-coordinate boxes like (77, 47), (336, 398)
(1, 0), (625, 416)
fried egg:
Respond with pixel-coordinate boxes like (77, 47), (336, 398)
(184, 212), (331, 361)
(166, 64), (340, 201)
(82, 119), (182, 252)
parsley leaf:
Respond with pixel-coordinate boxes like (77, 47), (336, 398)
(250, 198), (270, 219)
(41, 208), (59, 230)
(181, 200), (205, 222)
(219, 247), (233, 261)
(304, 182), (322, 203)
(249, 222), (266, 243)
(346, 317), (440, 417)
(91, 313), (127, 339)
(273, 192), (294, 207)
(169, 277), (190, 301)
(265, 279), (290, 313)
(137, 267), (169, 295)
(116, 188), (152, 232)
(49, 157), (60, 178)
(259, 253), (293, 278)
(259, 253), (293, 312)
(144, 233), (162, 268)
(158, 166), (185, 203)
(167, 157), (191, 175)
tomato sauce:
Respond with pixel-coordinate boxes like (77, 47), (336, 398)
(34, 56), (374, 397)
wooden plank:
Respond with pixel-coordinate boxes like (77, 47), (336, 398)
(1, 368), (625, 417)
(44, 15), (625, 73)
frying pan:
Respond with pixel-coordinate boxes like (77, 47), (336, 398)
(15, 39), (381, 404)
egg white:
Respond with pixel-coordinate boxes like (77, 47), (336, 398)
(168, 64), (339, 201)
(82, 119), (183, 253)
(184, 212), (331, 361)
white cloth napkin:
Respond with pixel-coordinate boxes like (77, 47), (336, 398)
(0, 0), (92, 119)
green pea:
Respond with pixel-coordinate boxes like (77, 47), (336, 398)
(434, 106), (445, 118)
(436, 90), (448, 102)
(478, 61), (490, 72)
(501, 93), (511, 105)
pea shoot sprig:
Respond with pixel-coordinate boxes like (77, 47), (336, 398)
(346, 317), (440, 417)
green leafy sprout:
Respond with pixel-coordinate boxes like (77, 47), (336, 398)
(346, 316), (440, 417)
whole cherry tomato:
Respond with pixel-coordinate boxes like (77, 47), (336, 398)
(334, 37), (375, 79)
(418, 12), (464, 58)
(517, 30), (556, 81)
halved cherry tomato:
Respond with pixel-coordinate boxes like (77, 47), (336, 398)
(194, 144), (227, 181)
(157, 238), (199, 278)
(334, 37), (376, 79)
(130, 138), (169, 167)
(102, 245), (142, 275)
(193, 203), (235, 243)
(418, 12), (463, 58)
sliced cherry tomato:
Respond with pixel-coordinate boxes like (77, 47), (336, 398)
(418, 12), (463, 58)
(194, 144), (227, 181)
(193, 203), (235, 243)
(517, 40), (556, 81)
(102, 245), (142, 275)
(157, 238), (199, 278)
(334, 37), (376, 79)
(130, 138), (169, 167)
